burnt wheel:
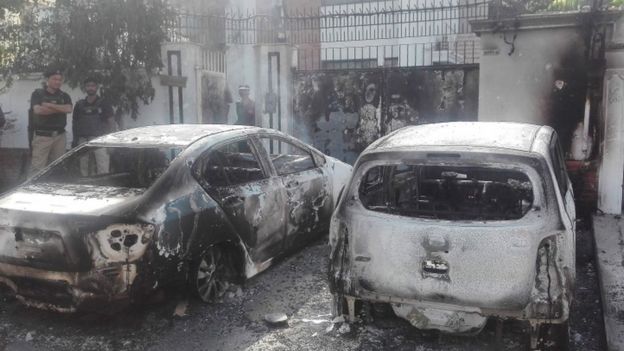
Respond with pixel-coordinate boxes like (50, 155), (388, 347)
(191, 246), (231, 303)
(539, 322), (569, 351)
(528, 322), (570, 351)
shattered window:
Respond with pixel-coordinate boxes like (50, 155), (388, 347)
(259, 137), (316, 176)
(36, 146), (181, 189)
(359, 165), (534, 221)
(203, 139), (265, 186)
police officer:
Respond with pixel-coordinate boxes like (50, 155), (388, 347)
(0, 105), (5, 130)
(72, 76), (115, 175)
(235, 85), (255, 125)
(29, 68), (73, 176)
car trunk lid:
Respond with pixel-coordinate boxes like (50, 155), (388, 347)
(344, 154), (560, 310)
(0, 183), (145, 271)
(349, 213), (550, 310)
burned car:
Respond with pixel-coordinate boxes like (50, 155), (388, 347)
(0, 124), (352, 312)
(328, 122), (576, 348)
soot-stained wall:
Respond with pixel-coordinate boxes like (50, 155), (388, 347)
(474, 21), (589, 152)
(292, 68), (479, 164)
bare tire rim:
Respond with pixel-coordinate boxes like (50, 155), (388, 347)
(195, 248), (228, 302)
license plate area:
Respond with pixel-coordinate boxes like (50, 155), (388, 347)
(0, 226), (66, 265)
(422, 258), (449, 275)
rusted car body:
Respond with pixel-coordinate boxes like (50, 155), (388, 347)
(0, 124), (351, 312)
(328, 122), (576, 347)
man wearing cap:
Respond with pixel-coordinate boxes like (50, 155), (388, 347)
(235, 85), (255, 126)
(29, 68), (73, 175)
(72, 76), (116, 175)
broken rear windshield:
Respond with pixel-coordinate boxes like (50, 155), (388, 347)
(358, 165), (534, 221)
(35, 146), (182, 189)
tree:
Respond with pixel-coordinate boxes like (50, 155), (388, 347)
(499, 0), (621, 14)
(0, 0), (174, 119)
(0, 0), (26, 16)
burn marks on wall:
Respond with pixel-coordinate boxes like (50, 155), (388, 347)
(293, 68), (479, 164)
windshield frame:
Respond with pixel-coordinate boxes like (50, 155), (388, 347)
(31, 143), (184, 190)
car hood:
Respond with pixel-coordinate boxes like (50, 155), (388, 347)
(0, 183), (146, 217)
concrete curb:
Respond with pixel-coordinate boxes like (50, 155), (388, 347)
(593, 214), (624, 351)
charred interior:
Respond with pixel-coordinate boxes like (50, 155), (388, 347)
(359, 165), (534, 220)
(36, 146), (182, 189)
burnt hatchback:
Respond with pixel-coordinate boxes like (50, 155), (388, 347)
(328, 122), (576, 348)
(0, 124), (351, 312)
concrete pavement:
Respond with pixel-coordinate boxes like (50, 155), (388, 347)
(593, 214), (624, 351)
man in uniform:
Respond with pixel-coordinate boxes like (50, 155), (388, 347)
(29, 68), (73, 176)
(0, 105), (5, 131)
(72, 76), (116, 175)
(235, 85), (255, 125)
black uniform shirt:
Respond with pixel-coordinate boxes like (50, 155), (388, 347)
(72, 96), (114, 138)
(30, 88), (72, 131)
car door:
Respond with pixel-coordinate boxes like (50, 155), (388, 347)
(195, 137), (287, 263)
(550, 134), (576, 229)
(550, 134), (576, 267)
(254, 135), (332, 250)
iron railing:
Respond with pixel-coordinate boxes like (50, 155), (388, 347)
(167, 0), (611, 71)
(201, 48), (226, 73)
(167, 0), (610, 47)
(168, 0), (490, 46)
(295, 38), (480, 71)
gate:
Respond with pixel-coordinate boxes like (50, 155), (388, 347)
(292, 65), (479, 164)
(286, 0), (486, 163)
(167, 0), (488, 163)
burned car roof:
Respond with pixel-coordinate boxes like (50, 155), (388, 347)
(367, 122), (550, 154)
(90, 124), (259, 147)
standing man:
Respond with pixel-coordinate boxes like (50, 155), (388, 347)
(0, 105), (5, 130)
(235, 85), (255, 125)
(29, 68), (73, 176)
(72, 76), (116, 175)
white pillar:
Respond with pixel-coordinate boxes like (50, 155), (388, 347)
(598, 69), (624, 214)
(255, 43), (294, 134)
(160, 42), (203, 124)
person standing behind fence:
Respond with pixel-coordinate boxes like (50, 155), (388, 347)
(235, 85), (255, 126)
(72, 76), (116, 175)
(29, 68), (73, 176)
(0, 106), (5, 132)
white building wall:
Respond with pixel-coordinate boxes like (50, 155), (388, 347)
(318, 0), (473, 66)
(0, 75), (171, 150)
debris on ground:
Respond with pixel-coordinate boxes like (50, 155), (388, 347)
(264, 312), (288, 326)
(25, 331), (34, 342)
(337, 323), (351, 334)
(332, 316), (345, 324)
(0, 234), (607, 350)
(173, 299), (189, 318)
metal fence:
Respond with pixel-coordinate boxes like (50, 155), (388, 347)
(168, 0), (490, 46)
(201, 48), (226, 73)
(167, 0), (607, 71)
(167, 0), (608, 47)
(295, 38), (480, 71)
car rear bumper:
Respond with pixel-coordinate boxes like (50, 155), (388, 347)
(337, 291), (570, 327)
(0, 262), (137, 313)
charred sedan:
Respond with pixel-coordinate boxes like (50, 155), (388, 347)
(328, 122), (575, 349)
(0, 124), (351, 312)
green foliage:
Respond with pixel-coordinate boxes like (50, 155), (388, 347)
(500, 0), (554, 13)
(0, 0), (173, 119)
(0, 0), (26, 17)
(610, 0), (624, 7)
(499, 0), (624, 13)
